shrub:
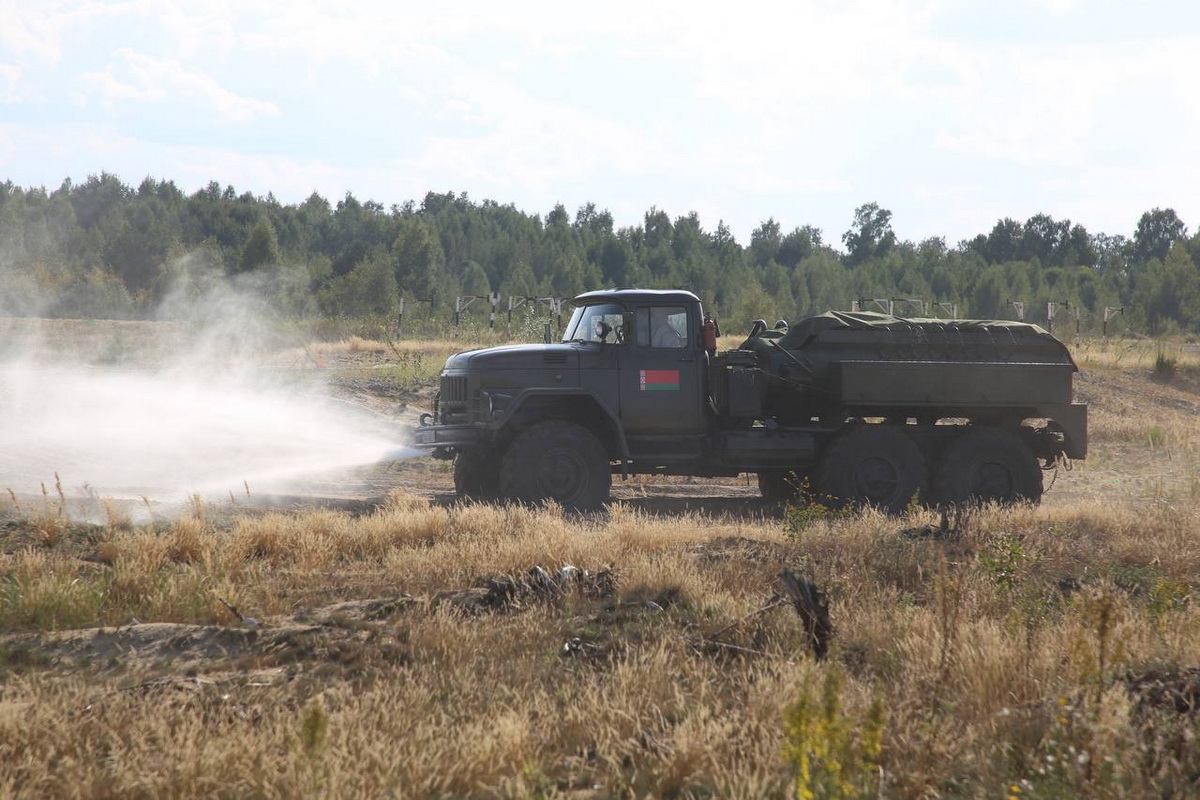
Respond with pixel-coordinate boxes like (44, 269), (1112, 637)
(1153, 348), (1177, 379)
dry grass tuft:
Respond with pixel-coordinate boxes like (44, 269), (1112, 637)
(3, 492), (1199, 797)
(4, 336), (1200, 796)
(1073, 337), (1200, 373)
(310, 337), (470, 358)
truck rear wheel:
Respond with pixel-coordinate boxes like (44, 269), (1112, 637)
(453, 448), (502, 500)
(932, 429), (1042, 506)
(813, 426), (926, 514)
(498, 420), (611, 511)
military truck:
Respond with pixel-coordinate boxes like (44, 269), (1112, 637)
(412, 289), (1087, 512)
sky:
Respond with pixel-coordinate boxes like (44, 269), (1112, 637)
(2, 0), (1198, 246)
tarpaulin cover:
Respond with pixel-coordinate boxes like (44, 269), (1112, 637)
(776, 311), (1055, 350)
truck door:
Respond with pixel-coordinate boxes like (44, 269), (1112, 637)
(619, 305), (706, 435)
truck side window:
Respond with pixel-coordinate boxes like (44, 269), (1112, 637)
(562, 302), (627, 344)
(636, 306), (687, 348)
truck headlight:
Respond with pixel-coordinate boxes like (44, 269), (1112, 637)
(479, 391), (511, 419)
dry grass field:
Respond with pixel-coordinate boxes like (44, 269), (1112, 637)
(2, 324), (1200, 798)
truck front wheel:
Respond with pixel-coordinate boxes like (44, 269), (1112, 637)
(453, 447), (502, 501)
(932, 429), (1042, 506)
(813, 426), (926, 514)
(498, 420), (611, 511)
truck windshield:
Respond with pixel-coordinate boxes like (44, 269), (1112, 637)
(562, 303), (626, 344)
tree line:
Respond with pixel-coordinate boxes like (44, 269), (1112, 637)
(1, 173), (1198, 336)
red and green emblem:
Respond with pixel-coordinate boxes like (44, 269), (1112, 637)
(639, 369), (680, 391)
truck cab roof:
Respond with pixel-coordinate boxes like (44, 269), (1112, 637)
(572, 288), (701, 306)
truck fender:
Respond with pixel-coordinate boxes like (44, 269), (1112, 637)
(488, 388), (631, 465)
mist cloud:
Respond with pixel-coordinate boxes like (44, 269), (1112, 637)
(0, 255), (410, 506)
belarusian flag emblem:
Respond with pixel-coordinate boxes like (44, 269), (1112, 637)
(640, 369), (680, 391)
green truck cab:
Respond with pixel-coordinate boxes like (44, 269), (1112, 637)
(412, 288), (1087, 512)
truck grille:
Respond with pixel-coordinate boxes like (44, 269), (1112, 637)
(439, 375), (470, 423)
(442, 375), (469, 402)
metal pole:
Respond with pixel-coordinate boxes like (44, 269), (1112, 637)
(1102, 306), (1123, 337)
(1046, 300), (1069, 335)
(488, 292), (500, 329)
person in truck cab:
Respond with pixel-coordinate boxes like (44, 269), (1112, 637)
(650, 306), (685, 348)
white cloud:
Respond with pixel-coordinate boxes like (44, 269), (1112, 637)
(0, 2), (66, 63)
(0, 63), (20, 102)
(1020, 0), (1081, 13)
(2, 0), (1199, 243)
(147, 1), (241, 59)
(231, 2), (455, 71)
(0, 121), (351, 199)
(672, 1), (941, 112)
(81, 48), (280, 121)
(402, 72), (664, 193)
(0, 127), (13, 168)
(932, 36), (1200, 169)
(225, 0), (658, 60)
(171, 146), (351, 198)
(0, 1), (138, 65)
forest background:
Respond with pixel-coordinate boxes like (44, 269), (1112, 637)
(2, 172), (1198, 337)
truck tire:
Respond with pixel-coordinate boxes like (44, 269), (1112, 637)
(758, 470), (805, 503)
(498, 420), (611, 511)
(813, 426), (926, 514)
(453, 448), (502, 500)
(932, 429), (1042, 507)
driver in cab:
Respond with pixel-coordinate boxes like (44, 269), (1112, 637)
(650, 307), (685, 348)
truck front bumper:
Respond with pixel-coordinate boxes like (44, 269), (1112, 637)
(411, 416), (486, 455)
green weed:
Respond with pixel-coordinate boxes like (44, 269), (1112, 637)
(978, 532), (1030, 594)
(1147, 576), (1190, 619)
(783, 667), (885, 800)
(1146, 426), (1167, 449)
(783, 482), (857, 540)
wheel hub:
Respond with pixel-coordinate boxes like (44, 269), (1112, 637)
(853, 456), (900, 503)
(537, 449), (585, 499)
